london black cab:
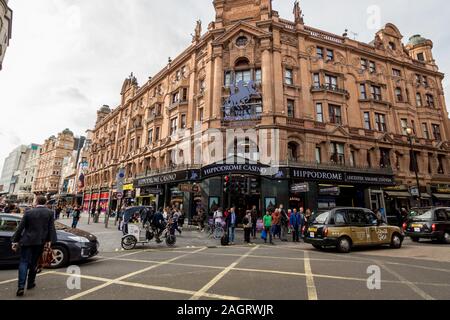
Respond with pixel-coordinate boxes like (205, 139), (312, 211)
(304, 207), (404, 253)
(404, 207), (450, 244)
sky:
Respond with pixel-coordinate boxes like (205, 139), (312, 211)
(0, 0), (449, 173)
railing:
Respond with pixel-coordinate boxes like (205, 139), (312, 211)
(311, 84), (349, 95)
(279, 19), (296, 31)
(304, 26), (345, 44)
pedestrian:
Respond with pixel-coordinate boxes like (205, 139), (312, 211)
(280, 205), (289, 242)
(226, 207), (237, 245)
(263, 211), (274, 245)
(243, 210), (252, 244)
(213, 207), (224, 231)
(55, 205), (62, 220)
(66, 206), (72, 219)
(305, 208), (312, 223)
(11, 196), (57, 297)
(290, 209), (301, 242)
(90, 206), (96, 219)
(172, 209), (182, 235)
(271, 209), (281, 240)
(197, 208), (206, 232)
(71, 206), (81, 229)
(251, 205), (258, 239)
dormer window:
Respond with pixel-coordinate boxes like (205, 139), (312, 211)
(417, 52), (425, 62)
(236, 36), (248, 47)
(388, 41), (396, 51)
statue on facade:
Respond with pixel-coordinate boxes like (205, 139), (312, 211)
(192, 20), (202, 42)
(293, 1), (304, 24)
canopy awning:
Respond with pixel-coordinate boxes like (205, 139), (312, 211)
(385, 191), (411, 199)
(433, 193), (450, 200)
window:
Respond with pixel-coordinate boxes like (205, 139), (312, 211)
(422, 123), (430, 139)
(315, 146), (322, 164)
(438, 155), (445, 174)
(325, 74), (338, 90)
(401, 119), (408, 135)
(172, 92), (179, 104)
(380, 148), (391, 168)
(361, 58), (368, 71)
(329, 105), (342, 125)
(411, 120), (417, 135)
(236, 36), (248, 47)
(235, 70), (251, 83)
(428, 153), (433, 174)
(405, 89), (410, 103)
(330, 142), (345, 165)
(369, 61), (376, 73)
(371, 85), (382, 101)
(363, 112), (371, 130)
(367, 151), (372, 168)
(423, 76), (429, 87)
(416, 93), (423, 107)
(388, 42), (396, 51)
(313, 73), (320, 87)
(129, 139), (134, 152)
(225, 71), (232, 87)
(332, 210), (347, 226)
(395, 87), (403, 102)
(199, 79), (206, 93)
(170, 118), (178, 136)
(0, 217), (19, 232)
(417, 52), (425, 62)
(287, 100), (295, 118)
(375, 113), (387, 132)
(316, 103), (324, 123)
(285, 69), (294, 85)
(155, 127), (160, 141)
(409, 150), (419, 173)
(181, 114), (187, 129)
(416, 74), (422, 85)
(317, 47), (324, 59)
(426, 94), (435, 108)
(360, 84), (367, 99)
(181, 88), (188, 102)
(175, 70), (181, 81)
(392, 69), (401, 77)
(432, 124), (442, 141)
(350, 151), (356, 167)
(255, 69), (262, 84)
(199, 108), (204, 122)
(326, 49), (334, 61)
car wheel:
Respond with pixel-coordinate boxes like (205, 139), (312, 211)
(312, 245), (323, 250)
(411, 237), (420, 243)
(391, 234), (403, 249)
(51, 246), (69, 269)
(442, 232), (450, 244)
(337, 237), (351, 253)
(121, 236), (137, 250)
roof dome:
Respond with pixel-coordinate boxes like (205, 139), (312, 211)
(408, 34), (427, 46)
(99, 105), (111, 113)
(62, 128), (73, 136)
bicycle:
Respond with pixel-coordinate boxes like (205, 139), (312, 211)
(207, 220), (225, 240)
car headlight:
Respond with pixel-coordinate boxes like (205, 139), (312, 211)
(68, 236), (90, 243)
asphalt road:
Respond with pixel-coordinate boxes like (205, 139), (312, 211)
(1, 218), (449, 300)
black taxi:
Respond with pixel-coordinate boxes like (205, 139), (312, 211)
(404, 207), (450, 244)
(304, 207), (404, 253)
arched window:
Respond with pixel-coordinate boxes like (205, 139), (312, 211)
(236, 36), (249, 47)
(288, 142), (299, 162)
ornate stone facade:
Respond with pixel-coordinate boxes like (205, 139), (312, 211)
(85, 0), (450, 214)
(0, 0), (12, 71)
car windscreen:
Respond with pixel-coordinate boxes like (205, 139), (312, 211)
(413, 211), (433, 221)
(310, 211), (330, 225)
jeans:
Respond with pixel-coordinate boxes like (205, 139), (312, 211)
(251, 223), (257, 238)
(264, 226), (273, 243)
(281, 225), (288, 241)
(244, 228), (251, 243)
(228, 226), (236, 243)
(72, 218), (79, 229)
(18, 245), (44, 289)
(292, 226), (300, 242)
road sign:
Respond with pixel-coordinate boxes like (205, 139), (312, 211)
(117, 168), (125, 193)
(116, 192), (123, 199)
(179, 184), (201, 193)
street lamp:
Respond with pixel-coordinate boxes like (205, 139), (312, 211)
(406, 127), (422, 204)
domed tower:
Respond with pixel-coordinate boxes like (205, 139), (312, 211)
(213, 0), (273, 28)
(96, 105), (111, 125)
(406, 34), (435, 65)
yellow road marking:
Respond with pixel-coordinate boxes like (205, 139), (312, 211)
(304, 251), (318, 300)
(190, 245), (260, 300)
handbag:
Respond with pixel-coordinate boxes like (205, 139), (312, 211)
(261, 229), (267, 240)
(38, 246), (54, 270)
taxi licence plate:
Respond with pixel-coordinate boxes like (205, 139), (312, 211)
(310, 232), (315, 238)
(414, 228), (421, 232)
(411, 224), (422, 228)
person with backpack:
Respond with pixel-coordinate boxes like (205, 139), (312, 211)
(71, 206), (81, 229)
(263, 211), (274, 245)
(250, 205), (258, 239)
(243, 210), (252, 244)
(279, 205), (289, 242)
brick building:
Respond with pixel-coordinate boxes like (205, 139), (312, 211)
(84, 0), (450, 220)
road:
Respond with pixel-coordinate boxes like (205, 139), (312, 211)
(1, 217), (449, 300)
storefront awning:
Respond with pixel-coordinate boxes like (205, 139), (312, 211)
(385, 191), (411, 199)
(420, 193), (432, 199)
(433, 193), (450, 200)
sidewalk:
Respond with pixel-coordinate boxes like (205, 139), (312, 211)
(56, 217), (301, 253)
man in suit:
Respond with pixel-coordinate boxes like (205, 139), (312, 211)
(11, 196), (57, 297)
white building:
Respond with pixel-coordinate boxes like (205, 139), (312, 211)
(0, 145), (28, 198)
(16, 144), (41, 203)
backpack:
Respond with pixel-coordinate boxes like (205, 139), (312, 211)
(242, 216), (249, 225)
(221, 233), (229, 246)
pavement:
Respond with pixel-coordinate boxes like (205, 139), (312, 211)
(1, 216), (449, 300)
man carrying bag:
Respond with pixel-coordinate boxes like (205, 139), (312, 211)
(11, 196), (57, 297)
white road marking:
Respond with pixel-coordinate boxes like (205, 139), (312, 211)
(64, 247), (206, 300)
(190, 245), (260, 300)
(303, 251), (318, 300)
(0, 271), (55, 285)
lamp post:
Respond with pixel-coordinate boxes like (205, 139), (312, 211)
(406, 127), (422, 205)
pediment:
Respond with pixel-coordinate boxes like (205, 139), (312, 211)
(377, 133), (395, 144)
(212, 21), (271, 46)
(329, 126), (351, 138)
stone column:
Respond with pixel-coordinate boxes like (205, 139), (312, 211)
(261, 39), (273, 115)
(212, 49), (223, 119)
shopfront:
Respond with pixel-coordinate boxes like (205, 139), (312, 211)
(431, 186), (450, 207)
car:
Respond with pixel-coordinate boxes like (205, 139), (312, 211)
(404, 207), (450, 244)
(304, 207), (404, 253)
(0, 214), (99, 269)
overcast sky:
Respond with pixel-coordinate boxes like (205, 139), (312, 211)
(0, 0), (449, 173)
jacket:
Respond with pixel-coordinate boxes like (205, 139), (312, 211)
(12, 206), (57, 246)
(263, 215), (272, 228)
(290, 213), (302, 228)
(272, 212), (281, 226)
(243, 214), (252, 228)
(226, 211), (237, 226)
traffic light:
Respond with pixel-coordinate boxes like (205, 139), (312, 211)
(224, 175), (231, 193)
